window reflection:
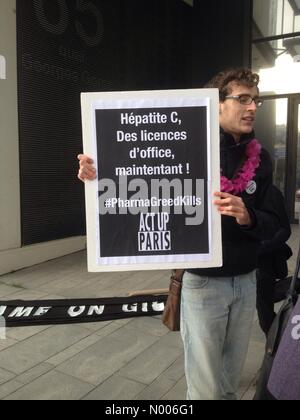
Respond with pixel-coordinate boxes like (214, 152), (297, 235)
(253, 53), (300, 95)
(253, 0), (300, 95)
(255, 99), (288, 194)
(253, 0), (300, 39)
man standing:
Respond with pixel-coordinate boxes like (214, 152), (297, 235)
(77, 68), (279, 400)
(181, 68), (279, 400)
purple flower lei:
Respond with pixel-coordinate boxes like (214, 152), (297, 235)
(221, 139), (262, 195)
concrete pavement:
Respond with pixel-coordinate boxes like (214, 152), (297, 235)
(0, 225), (298, 400)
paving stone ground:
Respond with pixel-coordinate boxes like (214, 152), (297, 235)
(0, 226), (298, 400)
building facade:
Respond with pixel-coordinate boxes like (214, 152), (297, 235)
(3, 0), (298, 275)
(252, 0), (300, 221)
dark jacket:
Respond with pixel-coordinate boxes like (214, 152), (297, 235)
(188, 129), (280, 277)
(257, 185), (292, 279)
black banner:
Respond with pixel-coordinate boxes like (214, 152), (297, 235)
(0, 295), (167, 328)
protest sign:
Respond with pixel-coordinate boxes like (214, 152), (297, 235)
(81, 89), (222, 271)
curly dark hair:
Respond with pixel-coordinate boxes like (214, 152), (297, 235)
(204, 68), (260, 102)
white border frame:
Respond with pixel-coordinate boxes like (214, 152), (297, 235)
(81, 89), (222, 272)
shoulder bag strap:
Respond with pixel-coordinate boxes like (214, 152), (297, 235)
(172, 269), (185, 283)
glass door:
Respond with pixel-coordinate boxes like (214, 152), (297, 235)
(293, 101), (300, 221)
(255, 97), (288, 195)
(255, 95), (300, 222)
(286, 96), (300, 222)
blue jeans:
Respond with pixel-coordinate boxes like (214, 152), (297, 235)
(181, 271), (257, 400)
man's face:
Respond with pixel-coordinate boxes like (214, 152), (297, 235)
(219, 82), (259, 141)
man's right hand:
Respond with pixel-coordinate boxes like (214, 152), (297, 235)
(77, 154), (97, 182)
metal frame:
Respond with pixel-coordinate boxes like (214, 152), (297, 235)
(288, 96), (300, 223)
(253, 31), (300, 44)
(252, 0), (300, 222)
(283, 36), (300, 56)
(261, 94), (300, 223)
(288, 0), (300, 16)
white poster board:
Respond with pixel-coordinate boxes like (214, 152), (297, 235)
(81, 89), (222, 272)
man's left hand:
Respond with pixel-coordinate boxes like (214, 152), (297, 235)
(213, 191), (252, 226)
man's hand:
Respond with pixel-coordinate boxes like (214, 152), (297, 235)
(77, 154), (97, 182)
(213, 191), (252, 226)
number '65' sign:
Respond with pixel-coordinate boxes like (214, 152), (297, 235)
(33, 0), (104, 47)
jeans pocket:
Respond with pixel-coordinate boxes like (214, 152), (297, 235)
(249, 271), (257, 285)
(183, 274), (209, 290)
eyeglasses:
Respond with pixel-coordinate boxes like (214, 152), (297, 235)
(225, 94), (263, 108)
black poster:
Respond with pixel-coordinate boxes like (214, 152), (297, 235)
(81, 89), (222, 272)
(97, 106), (208, 257)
